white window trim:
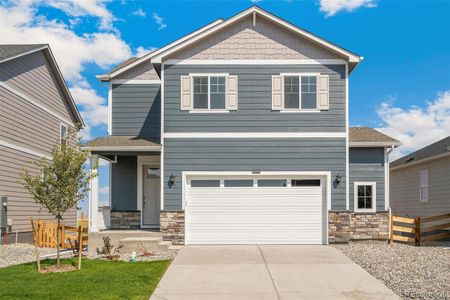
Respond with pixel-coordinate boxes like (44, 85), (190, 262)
(354, 181), (376, 213)
(419, 169), (429, 202)
(280, 73), (321, 112)
(189, 73), (229, 112)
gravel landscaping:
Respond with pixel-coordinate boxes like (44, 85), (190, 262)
(333, 241), (450, 300)
(0, 243), (59, 268)
(88, 249), (178, 262)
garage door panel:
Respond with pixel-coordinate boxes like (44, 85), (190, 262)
(186, 175), (326, 244)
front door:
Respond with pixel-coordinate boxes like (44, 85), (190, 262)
(143, 166), (161, 227)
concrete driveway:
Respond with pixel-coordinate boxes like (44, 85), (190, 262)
(151, 245), (398, 300)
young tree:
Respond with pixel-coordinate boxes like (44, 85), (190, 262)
(21, 128), (97, 266)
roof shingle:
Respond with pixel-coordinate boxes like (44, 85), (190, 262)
(349, 127), (400, 146)
(83, 136), (161, 148)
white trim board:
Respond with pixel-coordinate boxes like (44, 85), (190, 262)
(110, 79), (161, 85)
(353, 181), (377, 213)
(82, 146), (162, 152)
(165, 59), (347, 65)
(349, 142), (401, 147)
(0, 139), (51, 160)
(345, 63), (349, 211)
(0, 81), (75, 127)
(164, 132), (346, 139)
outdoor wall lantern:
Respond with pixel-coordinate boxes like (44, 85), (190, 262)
(334, 173), (342, 185)
(169, 174), (176, 185)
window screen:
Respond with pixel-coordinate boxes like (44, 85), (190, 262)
(191, 180), (220, 187)
(224, 180), (253, 187)
(258, 180), (287, 187)
(291, 179), (321, 187)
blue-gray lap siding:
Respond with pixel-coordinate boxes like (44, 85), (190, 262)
(163, 64), (346, 132)
(111, 84), (160, 137)
(111, 156), (137, 211)
(349, 148), (386, 211)
(164, 138), (347, 211)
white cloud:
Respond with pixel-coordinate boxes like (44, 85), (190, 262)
(134, 46), (158, 57)
(377, 91), (450, 160)
(319, 0), (377, 17)
(0, 0), (137, 140)
(99, 186), (109, 194)
(250, 0), (262, 3)
(152, 12), (167, 30)
(132, 8), (146, 17)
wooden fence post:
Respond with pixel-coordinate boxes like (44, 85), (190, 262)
(77, 224), (83, 270)
(389, 213), (393, 244)
(415, 217), (421, 246)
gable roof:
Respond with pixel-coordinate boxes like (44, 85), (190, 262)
(0, 44), (84, 127)
(349, 127), (400, 147)
(391, 136), (450, 169)
(99, 6), (362, 81)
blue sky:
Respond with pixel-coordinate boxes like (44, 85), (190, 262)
(1, 0), (449, 207)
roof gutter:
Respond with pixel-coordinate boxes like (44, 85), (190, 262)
(349, 141), (401, 147)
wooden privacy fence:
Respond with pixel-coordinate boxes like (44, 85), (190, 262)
(390, 213), (450, 246)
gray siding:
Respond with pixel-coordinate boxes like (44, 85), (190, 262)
(390, 155), (450, 217)
(163, 64), (346, 133)
(164, 138), (347, 210)
(111, 156), (137, 211)
(111, 84), (160, 137)
(349, 148), (386, 211)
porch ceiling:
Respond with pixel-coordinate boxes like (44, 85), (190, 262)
(82, 136), (161, 152)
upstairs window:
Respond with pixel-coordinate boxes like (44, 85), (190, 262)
(193, 76), (226, 110)
(283, 75), (317, 110)
(419, 169), (429, 202)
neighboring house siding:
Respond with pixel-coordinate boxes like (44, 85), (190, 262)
(0, 86), (63, 154)
(390, 156), (450, 217)
(164, 64), (346, 132)
(167, 15), (341, 60)
(349, 148), (386, 211)
(111, 84), (161, 137)
(115, 62), (160, 80)
(111, 156), (138, 211)
(0, 51), (73, 121)
(0, 146), (77, 232)
(164, 138), (347, 211)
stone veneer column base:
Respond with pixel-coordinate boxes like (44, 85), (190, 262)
(160, 211), (185, 245)
(328, 211), (389, 243)
(110, 211), (140, 229)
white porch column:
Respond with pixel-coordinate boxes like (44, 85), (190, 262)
(88, 154), (99, 233)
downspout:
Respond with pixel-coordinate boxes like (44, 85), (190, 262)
(386, 146), (395, 240)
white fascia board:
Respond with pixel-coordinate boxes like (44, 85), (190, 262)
(0, 139), (51, 160)
(110, 79), (161, 84)
(107, 19), (224, 79)
(164, 132), (346, 138)
(349, 142), (401, 147)
(0, 45), (48, 64)
(152, 7), (362, 64)
(82, 146), (162, 152)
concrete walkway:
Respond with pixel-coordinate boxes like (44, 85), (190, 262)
(151, 245), (399, 300)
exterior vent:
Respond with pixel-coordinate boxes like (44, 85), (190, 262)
(446, 145), (450, 151)
(405, 157), (415, 163)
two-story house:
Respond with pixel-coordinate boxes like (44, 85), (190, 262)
(0, 44), (84, 243)
(84, 7), (400, 245)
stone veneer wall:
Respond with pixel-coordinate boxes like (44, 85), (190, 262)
(110, 211), (140, 229)
(160, 211), (185, 245)
(328, 211), (389, 243)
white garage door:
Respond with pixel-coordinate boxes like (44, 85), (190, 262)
(185, 175), (327, 244)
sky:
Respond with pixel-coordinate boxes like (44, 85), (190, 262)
(1, 0), (450, 207)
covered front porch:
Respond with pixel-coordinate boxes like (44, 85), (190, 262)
(83, 136), (162, 233)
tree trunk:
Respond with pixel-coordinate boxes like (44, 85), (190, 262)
(57, 218), (61, 266)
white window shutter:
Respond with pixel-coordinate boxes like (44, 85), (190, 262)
(317, 75), (329, 110)
(226, 75), (238, 110)
(272, 75), (283, 110)
(180, 75), (192, 111)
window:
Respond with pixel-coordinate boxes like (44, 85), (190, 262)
(291, 179), (321, 187)
(354, 182), (376, 212)
(419, 169), (429, 202)
(224, 180), (253, 187)
(191, 180), (220, 187)
(258, 180), (287, 187)
(193, 75), (226, 110)
(60, 124), (68, 143)
(283, 75), (317, 110)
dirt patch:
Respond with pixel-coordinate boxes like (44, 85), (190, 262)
(40, 264), (78, 273)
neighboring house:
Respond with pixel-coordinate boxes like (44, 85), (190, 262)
(0, 44), (84, 242)
(390, 136), (450, 217)
(84, 6), (400, 245)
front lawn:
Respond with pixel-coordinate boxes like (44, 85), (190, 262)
(0, 259), (171, 300)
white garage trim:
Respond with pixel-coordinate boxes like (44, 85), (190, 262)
(182, 171), (331, 245)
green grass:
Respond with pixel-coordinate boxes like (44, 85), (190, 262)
(0, 259), (171, 300)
